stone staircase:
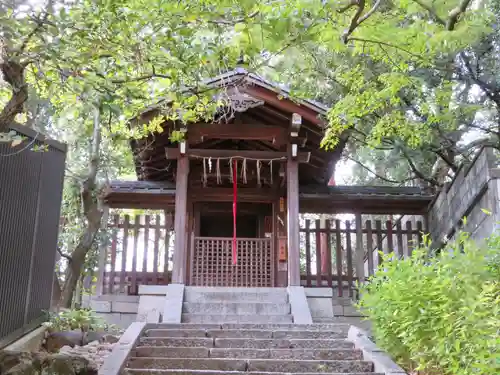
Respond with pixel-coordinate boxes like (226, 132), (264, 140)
(122, 323), (380, 375)
(116, 288), (381, 375)
(181, 287), (293, 324)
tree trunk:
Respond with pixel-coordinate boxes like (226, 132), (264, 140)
(0, 60), (28, 132)
(60, 205), (102, 308)
(60, 105), (103, 308)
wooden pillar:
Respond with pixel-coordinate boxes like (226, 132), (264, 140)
(172, 155), (189, 284)
(287, 147), (300, 286)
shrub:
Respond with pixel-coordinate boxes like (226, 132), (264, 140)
(43, 308), (118, 333)
(358, 231), (500, 375)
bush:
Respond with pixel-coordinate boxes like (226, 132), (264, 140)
(43, 308), (118, 333)
(358, 231), (500, 375)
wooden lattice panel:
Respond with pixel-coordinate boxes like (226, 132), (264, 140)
(191, 237), (272, 287)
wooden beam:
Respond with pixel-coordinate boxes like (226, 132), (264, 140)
(187, 123), (287, 145)
(190, 187), (279, 202)
(242, 86), (325, 126)
(165, 148), (311, 163)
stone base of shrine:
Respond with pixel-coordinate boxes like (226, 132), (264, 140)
(305, 288), (363, 319)
(82, 295), (139, 329)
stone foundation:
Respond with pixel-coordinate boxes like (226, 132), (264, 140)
(82, 295), (138, 329)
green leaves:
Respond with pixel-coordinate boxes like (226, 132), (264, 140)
(358, 232), (500, 375)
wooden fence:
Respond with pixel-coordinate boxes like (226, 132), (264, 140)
(299, 217), (425, 296)
(100, 213), (173, 295)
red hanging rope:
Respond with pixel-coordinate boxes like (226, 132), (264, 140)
(232, 159), (238, 265)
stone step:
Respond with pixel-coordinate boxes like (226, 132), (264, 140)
(145, 329), (346, 340)
(213, 338), (354, 350)
(134, 346), (363, 360)
(125, 371), (382, 375)
(138, 337), (354, 350)
(127, 358), (372, 373)
(150, 323), (350, 332)
(184, 287), (288, 304)
(182, 302), (291, 315)
(181, 314), (293, 324)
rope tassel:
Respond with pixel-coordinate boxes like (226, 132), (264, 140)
(241, 158), (247, 184)
(202, 158), (208, 187)
(216, 158), (222, 184)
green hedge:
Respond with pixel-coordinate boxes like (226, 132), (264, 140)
(358, 231), (500, 375)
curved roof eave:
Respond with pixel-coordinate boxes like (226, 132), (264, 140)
(132, 67), (329, 122)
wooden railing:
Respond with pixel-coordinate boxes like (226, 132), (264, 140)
(190, 237), (273, 287)
(300, 217), (425, 296)
(100, 214), (173, 295)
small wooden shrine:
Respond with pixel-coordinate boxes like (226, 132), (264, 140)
(103, 68), (432, 291)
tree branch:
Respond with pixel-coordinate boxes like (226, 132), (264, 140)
(339, 0), (383, 43)
(209, 10), (260, 25)
(81, 105), (101, 217)
(413, 0), (446, 25)
(400, 146), (442, 186)
(447, 0), (474, 31)
(0, 60), (28, 132)
(15, 9), (52, 57)
(347, 37), (425, 59)
(346, 155), (415, 184)
(57, 247), (73, 263)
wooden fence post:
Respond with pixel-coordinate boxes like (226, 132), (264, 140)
(355, 213), (365, 285)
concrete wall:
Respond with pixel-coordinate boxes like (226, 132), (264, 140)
(428, 147), (500, 247)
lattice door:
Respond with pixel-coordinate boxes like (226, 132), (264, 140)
(190, 237), (272, 287)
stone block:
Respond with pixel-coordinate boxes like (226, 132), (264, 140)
(162, 284), (184, 324)
(90, 300), (112, 313)
(181, 314), (293, 324)
(303, 288), (333, 297)
(210, 348), (270, 359)
(207, 329), (272, 339)
(96, 313), (122, 327)
(247, 359), (372, 373)
(182, 302), (290, 315)
(220, 323), (349, 331)
(145, 329), (207, 338)
(362, 350), (407, 374)
(4, 326), (47, 352)
(154, 323), (221, 330)
(137, 295), (164, 323)
(272, 330), (346, 340)
(214, 338), (290, 349)
(138, 285), (169, 295)
(139, 337), (213, 348)
(287, 286), (313, 324)
(99, 322), (145, 375)
(307, 297), (335, 318)
(112, 301), (138, 314)
(184, 286), (288, 303)
(289, 339), (354, 349)
(127, 358), (247, 371)
(134, 347), (209, 358)
(269, 348), (362, 360)
(119, 314), (138, 329)
(342, 305), (364, 317)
